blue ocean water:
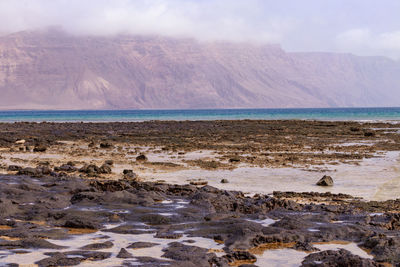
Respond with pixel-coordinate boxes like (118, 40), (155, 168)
(0, 108), (400, 122)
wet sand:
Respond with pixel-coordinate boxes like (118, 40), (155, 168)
(0, 120), (400, 266)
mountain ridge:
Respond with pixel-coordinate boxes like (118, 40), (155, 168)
(0, 30), (399, 110)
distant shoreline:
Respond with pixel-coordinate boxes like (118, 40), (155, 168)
(1, 107), (400, 123)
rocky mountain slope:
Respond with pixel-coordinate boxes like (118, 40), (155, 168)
(0, 29), (399, 109)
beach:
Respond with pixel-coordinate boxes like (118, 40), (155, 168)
(1, 120), (400, 266)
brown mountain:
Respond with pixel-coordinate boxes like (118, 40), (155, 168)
(0, 29), (399, 110)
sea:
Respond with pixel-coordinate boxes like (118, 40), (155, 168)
(0, 107), (400, 122)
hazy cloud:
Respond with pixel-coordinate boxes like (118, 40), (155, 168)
(0, 0), (399, 59)
(336, 29), (400, 59)
(0, 0), (293, 43)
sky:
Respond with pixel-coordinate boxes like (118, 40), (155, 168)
(0, 0), (399, 59)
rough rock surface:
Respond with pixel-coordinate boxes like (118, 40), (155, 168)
(0, 171), (398, 266)
(316, 175), (334, 186)
(301, 249), (382, 267)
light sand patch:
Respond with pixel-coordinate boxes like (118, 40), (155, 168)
(139, 151), (400, 201)
(249, 242), (296, 254)
(313, 242), (373, 259)
(255, 248), (308, 267)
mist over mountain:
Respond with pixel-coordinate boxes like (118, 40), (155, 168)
(0, 30), (399, 110)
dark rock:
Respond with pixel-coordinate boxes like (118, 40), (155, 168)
(0, 238), (65, 250)
(162, 242), (213, 266)
(364, 131), (376, 137)
(67, 250), (112, 261)
(63, 216), (101, 229)
(127, 242), (159, 249)
(350, 127), (360, 132)
(17, 166), (50, 177)
(136, 154), (148, 161)
(229, 158), (241, 163)
(33, 145), (47, 152)
(80, 241), (113, 250)
(224, 251), (257, 264)
(221, 179), (229, 183)
(7, 165), (22, 171)
(79, 163), (112, 175)
(123, 169), (132, 174)
(89, 180), (131, 192)
(79, 164), (101, 176)
(316, 175), (334, 186)
(130, 256), (172, 266)
(103, 224), (155, 235)
(140, 214), (170, 225)
(99, 164), (112, 174)
(301, 249), (381, 267)
(100, 142), (113, 148)
(204, 213), (233, 221)
(293, 241), (320, 252)
(104, 160), (114, 166)
(271, 216), (312, 230)
(35, 252), (83, 267)
(123, 169), (137, 179)
(36, 165), (52, 175)
(362, 234), (400, 263)
(54, 164), (77, 173)
(116, 248), (133, 258)
(17, 167), (40, 176)
(36, 251), (112, 267)
(70, 191), (102, 204)
(155, 232), (183, 239)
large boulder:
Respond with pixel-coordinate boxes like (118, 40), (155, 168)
(123, 169), (137, 180)
(136, 154), (148, 161)
(316, 175), (334, 186)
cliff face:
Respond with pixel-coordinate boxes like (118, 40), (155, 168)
(0, 30), (399, 110)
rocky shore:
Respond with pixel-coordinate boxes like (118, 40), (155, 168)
(1, 173), (400, 266)
(0, 120), (400, 266)
(0, 120), (399, 169)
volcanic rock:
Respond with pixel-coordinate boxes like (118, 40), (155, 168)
(116, 248), (133, 259)
(316, 175), (334, 186)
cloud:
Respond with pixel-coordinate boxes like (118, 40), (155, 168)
(0, 0), (294, 44)
(336, 28), (400, 59)
(336, 29), (371, 47)
(0, 0), (399, 59)
(379, 31), (400, 50)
